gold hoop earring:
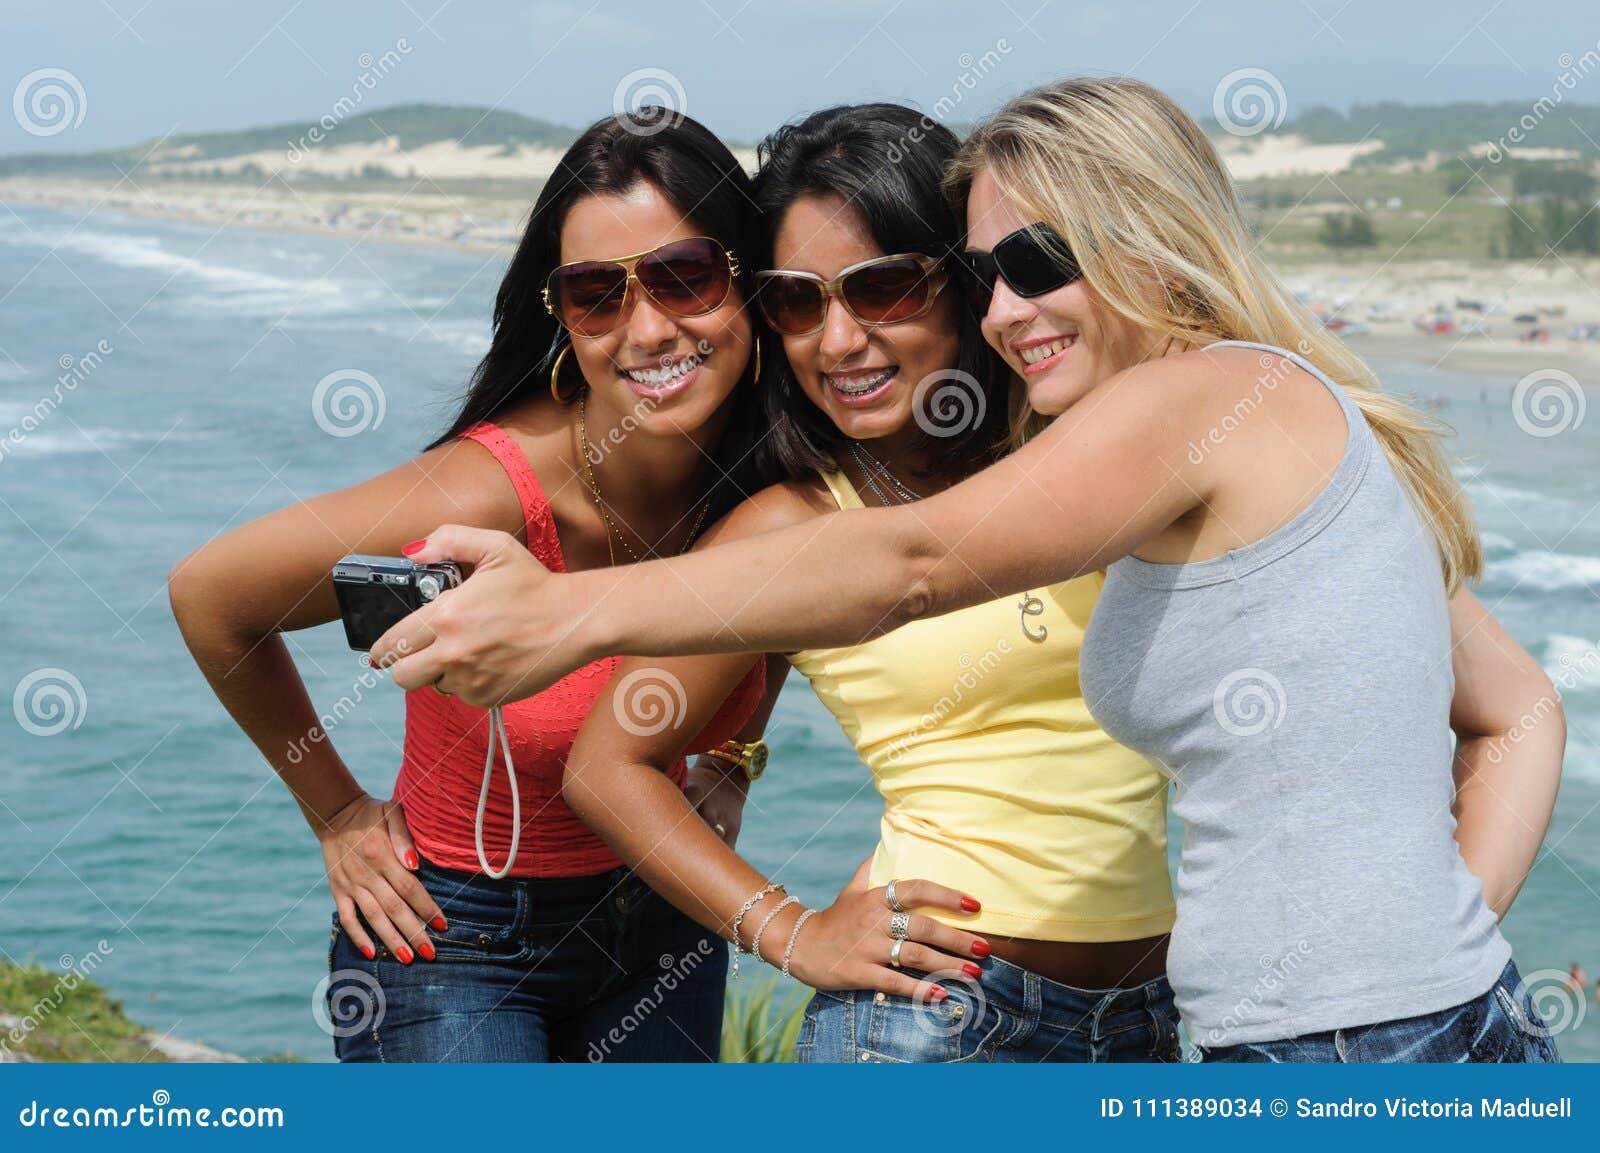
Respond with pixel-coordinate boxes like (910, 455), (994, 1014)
(550, 344), (580, 404)
(752, 338), (762, 385)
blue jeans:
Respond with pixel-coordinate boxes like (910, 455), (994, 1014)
(326, 856), (727, 1062)
(1198, 960), (1563, 1063)
(795, 952), (1181, 1063)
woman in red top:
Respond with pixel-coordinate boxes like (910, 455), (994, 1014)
(168, 108), (780, 1061)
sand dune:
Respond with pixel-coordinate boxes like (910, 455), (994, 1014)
(146, 137), (763, 181)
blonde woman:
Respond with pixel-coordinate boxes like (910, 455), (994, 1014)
(376, 80), (1566, 1063)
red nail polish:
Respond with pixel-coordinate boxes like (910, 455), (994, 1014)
(401, 539), (427, 556)
(971, 939), (991, 957)
(431, 916), (448, 931)
(418, 940), (436, 962)
(404, 850), (419, 870)
(929, 985), (949, 1001)
(963, 962), (982, 978)
(960, 895), (981, 913)
(361, 944), (375, 961)
(396, 945), (414, 965)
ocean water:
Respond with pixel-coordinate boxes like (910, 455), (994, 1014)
(1, 204), (1597, 1061)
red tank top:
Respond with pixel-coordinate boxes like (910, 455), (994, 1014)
(392, 421), (765, 877)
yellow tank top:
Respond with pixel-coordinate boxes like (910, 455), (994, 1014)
(787, 470), (1175, 941)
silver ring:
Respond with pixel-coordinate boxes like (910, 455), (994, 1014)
(889, 938), (905, 968)
(884, 879), (907, 913)
(888, 911), (911, 940)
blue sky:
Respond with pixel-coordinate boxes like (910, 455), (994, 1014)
(4, 0), (1600, 154)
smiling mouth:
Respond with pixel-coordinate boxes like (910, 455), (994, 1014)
(824, 366), (896, 400)
(1017, 335), (1076, 367)
(620, 349), (708, 390)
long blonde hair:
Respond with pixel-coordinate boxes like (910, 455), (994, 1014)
(949, 77), (1481, 590)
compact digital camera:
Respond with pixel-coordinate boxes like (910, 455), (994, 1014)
(331, 554), (463, 652)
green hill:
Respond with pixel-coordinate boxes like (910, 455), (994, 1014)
(0, 103), (580, 179)
(1202, 99), (1600, 165)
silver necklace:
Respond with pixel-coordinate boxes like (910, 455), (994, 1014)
(848, 441), (921, 506)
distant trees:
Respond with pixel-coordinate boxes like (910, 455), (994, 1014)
(1441, 158), (1476, 196)
(1318, 211), (1379, 248)
(1498, 165), (1599, 257)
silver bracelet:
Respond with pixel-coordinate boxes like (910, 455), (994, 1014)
(781, 907), (817, 978)
(729, 882), (784, 979)
(750, 895), (798, 968)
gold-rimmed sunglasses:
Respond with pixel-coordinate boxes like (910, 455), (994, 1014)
(754, 252), (947, 336)
(542, 236), (741, 337)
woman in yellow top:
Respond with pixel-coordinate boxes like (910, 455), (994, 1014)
(562, 104), (1177, 1062)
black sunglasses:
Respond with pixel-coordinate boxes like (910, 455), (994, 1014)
(955, 224), (1082, 309)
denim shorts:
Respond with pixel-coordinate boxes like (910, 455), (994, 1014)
(795, 952), (1181, 1063)
(1198, 960), (1563, 1063)
(325, 856), (727, 1062)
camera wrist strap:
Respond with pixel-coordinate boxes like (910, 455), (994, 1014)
(473, 705), (520, 879)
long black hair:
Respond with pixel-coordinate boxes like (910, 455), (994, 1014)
(751, 103), (1011, 479)
(429, 107), (768, 521)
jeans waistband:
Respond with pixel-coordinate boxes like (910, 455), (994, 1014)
(417, 855), (646, 922)
(976, 952), (1173, 1039)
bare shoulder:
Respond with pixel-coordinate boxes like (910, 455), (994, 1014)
(481, 399), (581, 483)
(1112, 343), (1296, 407)
(397, 432), (528, 539)
(1086, 343), (1344, 447)
(695, 476), (835, 548)
(1183, 342), (1344, 414)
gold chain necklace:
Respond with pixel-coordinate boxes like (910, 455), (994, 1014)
(577, 394), (710, 566)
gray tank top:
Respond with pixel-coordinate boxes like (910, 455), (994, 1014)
(1080, 340), (1509, 1048)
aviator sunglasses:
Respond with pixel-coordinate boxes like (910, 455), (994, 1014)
(755, 252), (948, 336)
(542, 236), (740, 337)
(954, 223), (1082, 309)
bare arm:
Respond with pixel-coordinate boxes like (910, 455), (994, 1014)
(168, 439), (514, 958)
(681, 654), (790, 849)
(1447, 586), (1565, 918)
(379, 350), (1222, 700)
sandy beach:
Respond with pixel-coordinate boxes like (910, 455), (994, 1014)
(6, 174), (1598, 385)
(0, 175), (534, 254)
